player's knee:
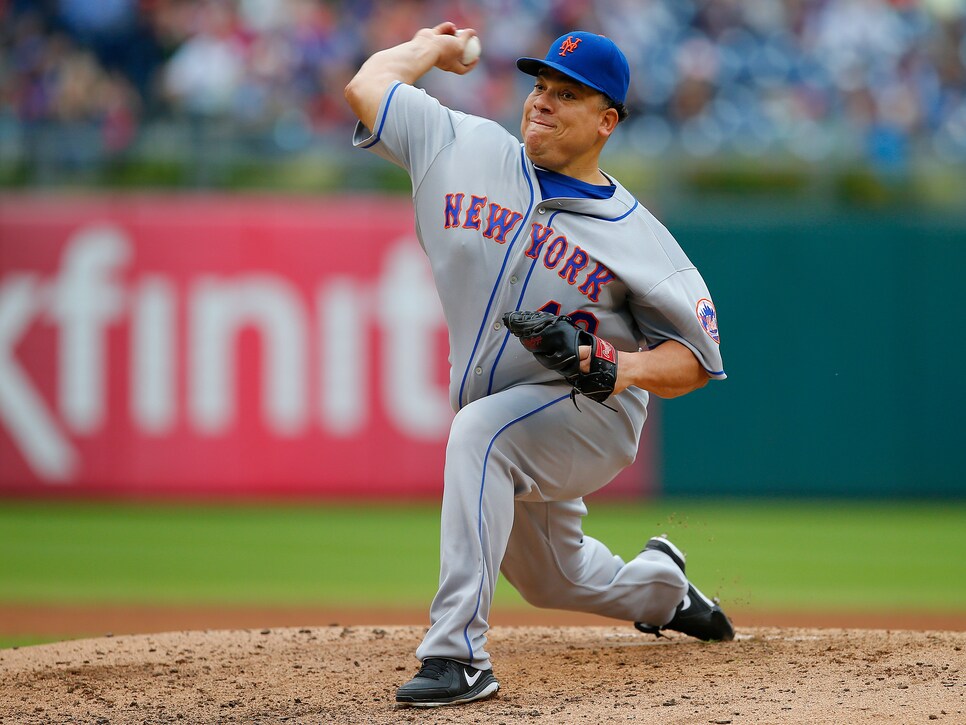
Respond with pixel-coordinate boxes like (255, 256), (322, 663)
(446, 403), (497, 455)
(634, 554), (688, 591)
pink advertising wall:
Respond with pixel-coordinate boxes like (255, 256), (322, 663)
(0, 195), (655, 499)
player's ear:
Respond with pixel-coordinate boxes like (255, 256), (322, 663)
(599, 106), (619, 138)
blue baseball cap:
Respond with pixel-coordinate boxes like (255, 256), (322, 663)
(517, 31), (630, 105)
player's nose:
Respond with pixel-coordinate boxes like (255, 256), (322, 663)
(531, 94), (553, 114)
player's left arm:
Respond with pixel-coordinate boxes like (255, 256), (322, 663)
(579, 341), (709, 399)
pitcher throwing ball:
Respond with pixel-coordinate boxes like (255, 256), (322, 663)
(344, 23), (734, 708)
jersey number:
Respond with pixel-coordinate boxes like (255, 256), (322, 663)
(538, 301), (599, 334)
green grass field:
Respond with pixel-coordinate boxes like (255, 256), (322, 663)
(1, 498), (964, 648)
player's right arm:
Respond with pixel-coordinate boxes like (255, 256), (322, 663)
(344, 21), (478, 131)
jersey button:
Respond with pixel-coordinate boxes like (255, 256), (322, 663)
(537, 207), (546, 214)
(509, 275), (518, 284)
(474, 366), (483, 375)
(494, 322), (502, 330)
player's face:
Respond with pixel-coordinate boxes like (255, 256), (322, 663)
(520, 69), (616, 179)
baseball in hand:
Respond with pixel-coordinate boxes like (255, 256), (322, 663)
(461, 35), (482, 65)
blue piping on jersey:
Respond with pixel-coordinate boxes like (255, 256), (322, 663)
(360, 81), (403, 149)
(457, 146), (535, 409)
(544, 199), (641, 224)
(603, 199), (639, 222)
(486, 210), (563, 394)
(462, 392), (571, 663)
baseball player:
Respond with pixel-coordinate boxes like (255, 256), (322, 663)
(344, 23), (733, 707)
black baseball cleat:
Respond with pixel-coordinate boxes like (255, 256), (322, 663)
(634, 536), (735, 642)
(395, 657), (499, 707)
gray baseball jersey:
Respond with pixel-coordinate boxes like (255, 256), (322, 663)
(354, 82), (725, 670)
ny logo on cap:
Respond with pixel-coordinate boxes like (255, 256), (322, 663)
(558, 36), (582, 56)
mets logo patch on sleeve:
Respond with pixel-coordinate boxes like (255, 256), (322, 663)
(696, 299), (720, 344)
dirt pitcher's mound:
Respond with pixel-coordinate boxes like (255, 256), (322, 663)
(1, 626), (963, 724)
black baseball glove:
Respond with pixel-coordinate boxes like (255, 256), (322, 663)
(502, 310), (619, 406)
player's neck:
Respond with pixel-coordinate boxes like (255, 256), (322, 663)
(534, 164), (610, 187)
(531, 160), (608, 186)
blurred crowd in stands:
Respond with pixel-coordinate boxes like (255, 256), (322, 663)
(2, 0), (966, 175)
